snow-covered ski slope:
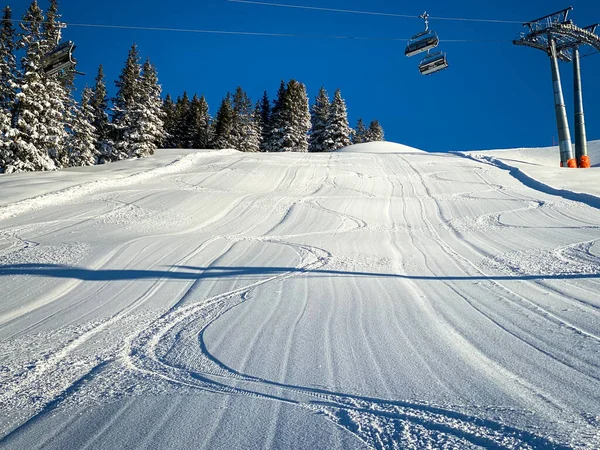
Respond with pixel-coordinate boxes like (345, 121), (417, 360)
(1, 142), (599, 449)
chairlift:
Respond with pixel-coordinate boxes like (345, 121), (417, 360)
(419, 51), (449, 75)
(405, 12), (439, 57)
(41, 41), (78, 76)
(41, 24), (84, 76)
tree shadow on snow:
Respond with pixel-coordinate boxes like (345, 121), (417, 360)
(0, 263), (598, 282)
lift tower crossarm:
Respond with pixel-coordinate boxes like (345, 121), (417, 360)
(524, 6), (573, 32)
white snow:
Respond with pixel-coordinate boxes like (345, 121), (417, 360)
(0, 141), (599, 449)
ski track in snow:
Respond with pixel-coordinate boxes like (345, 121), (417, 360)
(1, 145), (600, 449)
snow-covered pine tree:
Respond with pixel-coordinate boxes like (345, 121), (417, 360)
(139, 58), (165, 152)
(68, 86), (97, 166)
(41, 0), (71, 168)
(0, 6), (16, 121)
(10, 0), (56, 173)
(259, 91), (270, 152)
(162, 94), (177, 148)
(90, 65), (114, 162)
(112, 44), (142, 159)
(231, 86), (260, 152)
(187, 94), (211, 149)
(196, 95), (211, 149)
(279, 80), (311, 152)
(112, 44), (149, 160)
(366, 120), (385, 142)
(327, 89), (351, 151)
(263, 80), (286, 152)
(115, 58), (162, 159)
(174, 91), (191, 148)
(252, 101), (263, 152)
(308, 86), (331, 152)
(352, 118), (367, 144)
(212, 93), (234, 149)
(0, 6), (17, 171)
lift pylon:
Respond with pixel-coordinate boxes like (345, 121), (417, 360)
(514, 7), (600, 168)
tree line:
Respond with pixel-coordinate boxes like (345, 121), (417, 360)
(0, 0), (385, 174)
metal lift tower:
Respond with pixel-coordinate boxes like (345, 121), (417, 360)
(514, 7), (600, 168)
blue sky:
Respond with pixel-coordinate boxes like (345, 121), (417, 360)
(10, 0), (600, 151)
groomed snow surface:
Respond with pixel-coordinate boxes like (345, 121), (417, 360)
(1, 141), (599, 449)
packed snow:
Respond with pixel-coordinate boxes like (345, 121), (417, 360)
(1, 142), (599, 449)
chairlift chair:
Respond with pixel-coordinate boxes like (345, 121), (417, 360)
(405, 12), (440, 57)
(419, 51), (449, 75)
(42, 40), (78, 76)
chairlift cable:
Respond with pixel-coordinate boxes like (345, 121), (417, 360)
(6, 19), (511, 43)
(227, 0), (524, 24)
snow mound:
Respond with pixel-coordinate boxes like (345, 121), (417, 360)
(337, 141), (424, 154)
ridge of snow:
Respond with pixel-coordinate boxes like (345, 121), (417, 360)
(337, 141), (424, 154)
(459, 140), (600, 202)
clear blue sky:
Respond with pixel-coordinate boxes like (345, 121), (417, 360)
(10, 0), (600, 151)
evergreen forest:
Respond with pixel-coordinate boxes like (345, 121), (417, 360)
(0, 0), (385, 174)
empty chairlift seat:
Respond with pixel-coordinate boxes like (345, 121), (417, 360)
(419, 52), (449, 75)
(405, 12), (440, 57)
(405, 31), (440, 57)
(41, 41), (77, 76)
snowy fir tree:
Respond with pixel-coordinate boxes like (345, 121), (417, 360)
(196, 95), (212, 149)
(10, 0), (56, 173)
(308, 86), (331, 152)
(139, 58), (165, 151)
(0, 6), (16, 120)
(231, 86), (260, 152)
(116, 58), (163, 159)
(366, 120), (385, 142)
(263, 80), (286, 152)
(112, 44), (142, 159)
(258, 91), (270, 152)
(279, 80), (311, 152)
(352, 118), (368, 144)
(67, 86), (97, 166)
(174, 92), (191, 148)
(39, 0), (73, 168)
(162, 94), (177, 148)
(327, 89), (351, 151)
(187, 94), (211, 149)
(90, 65), (114, 162)
(0, 6), (17, 171)
(212, 93), (234, 149)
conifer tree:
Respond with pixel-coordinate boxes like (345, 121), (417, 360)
(41, 0), (72, 167)
(174, 91), (191, 148)
(139, 58), (165, 151)
(162, 94), (177, 148)
(212, 93), (234, 149)
(259, 91), (270, 151)
(196, 95), (212, 149)
(68, 86), (97, 166)
(309, 86), (331, 152)
(231, 86), (260, 152)
(90, 65), (113, 162)
(11, 0), (56, 172)
(352, 118), (367, 144)
(115, 58), (162, 159)
(187, 94), (211, 149)
(0, 7), (17, 171)
(264, 80), (286, 152)
(0, 6), (17, 121)
(366, 120), (385, 142)
(327, 89), (351, 151)
(112, 44), (142, 159)
(278, 80), (311, 152)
